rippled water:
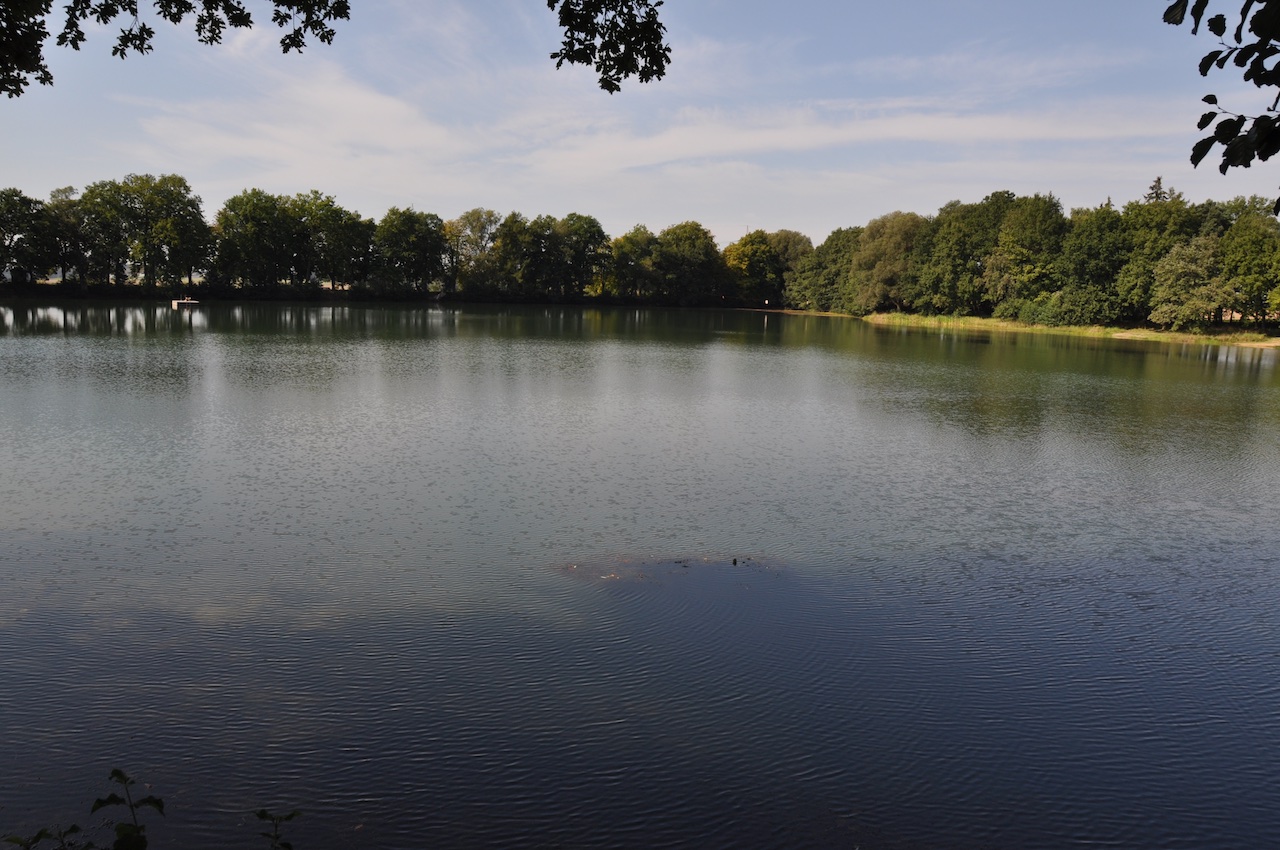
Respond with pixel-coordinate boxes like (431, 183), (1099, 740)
(2, 303), (1279, 848)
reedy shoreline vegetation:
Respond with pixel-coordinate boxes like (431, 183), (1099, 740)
(2, 177), (1280, 337)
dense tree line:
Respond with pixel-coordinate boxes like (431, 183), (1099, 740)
(0, 177), (803, 308)
(4, 175), (1280, 331)
(786, 179), (1280, 331)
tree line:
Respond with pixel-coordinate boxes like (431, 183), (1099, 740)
(3, 175), (1280, 331)
(786, 178), (1280, 331)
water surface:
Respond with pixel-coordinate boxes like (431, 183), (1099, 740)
(2, 303), (1279, 848)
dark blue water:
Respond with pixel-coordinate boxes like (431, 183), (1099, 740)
(2, 303), (1279, 848)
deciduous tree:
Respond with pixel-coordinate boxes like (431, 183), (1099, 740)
(1, 0), (670, 96)
(1165, 1), (1280, 210)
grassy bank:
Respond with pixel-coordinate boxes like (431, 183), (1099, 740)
(859, 312), (1280, 349)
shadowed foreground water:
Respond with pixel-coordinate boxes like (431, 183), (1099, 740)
(2, 303), (1279, 849)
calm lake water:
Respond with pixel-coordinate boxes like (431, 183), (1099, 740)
(2, 302), (1279, 849)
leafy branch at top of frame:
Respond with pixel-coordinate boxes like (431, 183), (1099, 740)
(1165, 0), (1280, 211)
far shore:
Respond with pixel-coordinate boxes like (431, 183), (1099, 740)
(851, 311), (1280, 349)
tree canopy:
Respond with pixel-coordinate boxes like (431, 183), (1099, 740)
(0, 0), (670, 97)
(1165, 1), (1280, 210)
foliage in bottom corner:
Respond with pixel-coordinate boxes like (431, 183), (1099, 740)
(4, 769), (298, 850)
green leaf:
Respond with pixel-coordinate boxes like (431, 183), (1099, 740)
(1164, 0), (1188, 25)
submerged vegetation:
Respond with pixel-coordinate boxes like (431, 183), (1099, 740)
(2, 176), (1280, 337)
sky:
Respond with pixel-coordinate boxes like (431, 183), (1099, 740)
(3, 0), (1278, 245)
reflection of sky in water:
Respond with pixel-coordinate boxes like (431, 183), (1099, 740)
(4, 305), (1280, 847)
(3, 306), (1280, 627)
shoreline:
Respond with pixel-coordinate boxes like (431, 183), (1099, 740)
(854, 311), (1280, 349)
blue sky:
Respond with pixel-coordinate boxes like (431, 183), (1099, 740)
(3, 1), (1276, 244)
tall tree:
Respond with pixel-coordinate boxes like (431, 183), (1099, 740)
(445, 208), (501, 296)
(213, 188), (298, 289)
(119, 173), (209, 288)
(0, 187), (50, 284)
(79, 178), (133, 285)
(373, 206), (446, 295)
(1045, 203), (1130, 326)
(981, 194), (1067, 315)
(557, 212), (609, 300)
(916, 191), (1015, 315)
(844, 212), (930, 315)
(608, 224), (660, 301)
(1149, 234), (1229, 330)
(43, 186), (90, 285)
(652, 221), (727, 307)
(1113, 180), (1200, 322)
(1219, 209), (1280, 321)
(784, 227), (860, 312)
(723, 229), (786, 307)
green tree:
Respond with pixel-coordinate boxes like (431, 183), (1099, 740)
(1039, 203), (1130, 326)
(844, 211), (930, 315)
(1219, 209), (1280, 321)
(607, 224), (660, 300)
(286, 190), (371, 290)
(1149, 234), (1228, 330)
(43, 186), (91, 285)
(2, 0), (669, 97)
(652, 221), (727, 307)
(445, 208), (501, 296)
(80, 178), (134, 285)
(119, 173), (209, 288)
(213, 188), (299, 289)
(916, 190), (1016, 315)
(557, 212), (609, 300)
(486, 211), (535, 298)
(784, 227), (859, 312)
(0, 187), (50, 284)
(723, 229), (785, 307)
(1112, 180), (1201, 322)
(373, 206), (446, 295)
(764, 229), (814, 274)
(982, 194), (1068, 317)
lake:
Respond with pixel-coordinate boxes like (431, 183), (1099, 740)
(2, 302), (1279, 849)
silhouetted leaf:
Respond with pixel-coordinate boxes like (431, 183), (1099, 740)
(1199, 110), (1219, 129)
(1215, 114), (1246, 141)
(1201, 50), (1223, 74)
(92, 793), (127, 813)
(1191, 135), (1217, 166)
(1165, 0), (1188, 24)
(1208, 13), (1228, 36)
(135, 796), (165, 815)
(1203, 93), (1219, 104)
(1252, 114), (1280, 159)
